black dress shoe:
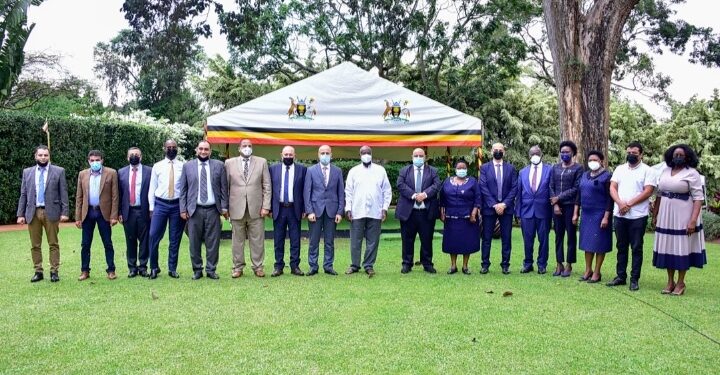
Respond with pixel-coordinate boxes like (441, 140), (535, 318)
(128, 269), (138, 278)
(606, 277), (627, 287)
(324, 269), (338, 275)
(502, 267), (510, 275)
(206, 272), (219, 280)
(168, 271), (180, 278)
(192, 271), (203, 280)
(424, 266), (437, 274)
(401, 265), (412, 274)
(480, 267), (489, 274)
(629, 281), (639, 291)
(462, 267), (471, 275)
(271, 269), (283, 277)
(291, 268), (305, 276)
(50, 272), (59, 282)
(138, 270), (149, 278)
(447, 267), (458, 274)
(520, 266), (534, 274)
(150, 269), (159, 279)
(306, 269), (318, 276)
(538, 267), (547, 274)
(31, 272), (44, 282)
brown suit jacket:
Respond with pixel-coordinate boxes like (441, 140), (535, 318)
(225, 155), (271, 220)
(75, 167), (119, 222)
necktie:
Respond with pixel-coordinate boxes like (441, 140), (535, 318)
(496, 163), (503, 201)
(531, 165), (538, 193)
(283, 165), (290, 203)
(38, 167), (46, 206)
(415, 167), (422, 207)
(243, 158), (249, 179)
(200, 162), (208, 203)
(130, 167), (137, 205)
(168, 160), (175, 199)
(322, 166), (328, 187)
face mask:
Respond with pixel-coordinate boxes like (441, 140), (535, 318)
(493, 151), (504, 160)
(361, 154), (372, 164)
(241, 147), (252, 157)
(560, 153), (572, 163)
(319, 154), (331, 165)
(530, 155), (541, 165)
(36, 160), (49, 168)
(626, 154), (639, 165)
(456, 169), (468, 178)
(198, 155), (209, 162)
(90, 161), (102, 172)
(129, 155), (140, 165)
(672, 157), (685, 167)
(588, 161), (601, 171)
(413, 157), (424, 167)
(165, 148), (178, 160)
(283, 157), (294, 166)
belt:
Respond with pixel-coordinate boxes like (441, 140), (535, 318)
(155, 197), (179, 204)
(90, 205), (101, 210)
(280, 202), (294, 208)
(412, 208), (427, 211)
(660, 191), (690, 201)
(197, 204), (216, 209)
(36, 206), (45, 209)
(129, 206), (142, 210)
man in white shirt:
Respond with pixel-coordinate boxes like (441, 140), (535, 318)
(344, 146), (392, 276)
(148, 139), (185, 279)
(607, 142), (657, 291)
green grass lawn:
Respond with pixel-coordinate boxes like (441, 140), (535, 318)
(1, 217), (718, 374)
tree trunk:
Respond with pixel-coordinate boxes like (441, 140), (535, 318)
(542, 0), (639, 159)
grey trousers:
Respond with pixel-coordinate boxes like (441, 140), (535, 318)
(350, 217), (381, 270)
(187, 206), (221, 272)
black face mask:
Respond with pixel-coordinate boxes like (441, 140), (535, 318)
(493, 151), (504, 160)
(166, 148), (178, 160)
(672, 157), (685, 167)
(36, 161), (49, 168)
(198, 155), (209, 162)
(283, 157), (294, 166)
(626, 154), (639, 165)
(129, 155), (141, 165)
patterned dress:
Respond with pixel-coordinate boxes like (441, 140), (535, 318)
(652, 167), (707, 270)
(440, 177), (481, 254)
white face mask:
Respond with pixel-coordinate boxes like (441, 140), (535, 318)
(240, 147), (252, 157)
(361, 154), (372, 164)
(530, 155), (541, 165)
(588, 161), (601, 171)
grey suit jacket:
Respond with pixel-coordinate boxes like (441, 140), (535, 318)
(17, 164), (69, 223)
(179, 158), (228, 217)
(225, 155), (271, 220)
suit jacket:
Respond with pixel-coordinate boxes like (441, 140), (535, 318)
(225, 155), (271, 220)
(270, 162), (307, 221)
(17, 164), (69, 223)
(117, 164), (152, 220)
(395, 164), (441, 221)
(479, 161), (518, 216)
(75, 167), (119, 222)
(179, 158), (228, 216)
(516, 163), (553, 219)
(303, 163), (345, 218)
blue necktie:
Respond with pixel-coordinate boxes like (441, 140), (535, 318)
(283, 166), (290, 203)
(38, 167), (46, 206)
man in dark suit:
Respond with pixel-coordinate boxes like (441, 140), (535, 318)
(17, 145), (69, 282)
(270, 145), (307, 277)
(479, 143), (518, 275)
(75, 149), (119, 281)
(118, 147), (152, 278)
(396, 148), (441, 274)
(180, 140), (229, 280)
(516, 145), (553, 274)
(303, 145), (345, 276)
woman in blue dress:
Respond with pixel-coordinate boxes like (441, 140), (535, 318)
(440, 159), (481, 274)
(572, 150), (613, 283)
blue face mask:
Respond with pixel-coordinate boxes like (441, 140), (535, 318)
(90, 161), (102, 172)
(560, 153), (572, 163)
(319, 154), (331, 165)
(413, 157), (424, 167)
(456, 169), (467, 178)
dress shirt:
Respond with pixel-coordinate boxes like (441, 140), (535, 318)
(529, 162), (543, 190)
(344, 163), (392, 220)
(89, 169), (102, 206)
(35, 163), (50, 206)
(280, 163), (295, 203)
(128, 165), (142, 207)
(149, 158), (184, 211)
(411, 166), (426, 209)
(197, 159), (216, 205)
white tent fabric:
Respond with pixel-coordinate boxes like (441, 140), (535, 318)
(206, 62), (482, 160)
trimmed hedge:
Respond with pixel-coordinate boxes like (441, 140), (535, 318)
(0, 111), (203, 224)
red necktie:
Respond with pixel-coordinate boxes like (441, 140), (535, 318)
(130, 167), (137, 205)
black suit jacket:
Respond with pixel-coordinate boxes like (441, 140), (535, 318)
(395, 164), (441, 221)
(118, 164), (152, 220)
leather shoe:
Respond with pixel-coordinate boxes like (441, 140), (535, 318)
(447, 267), (458, 274)
(206, 272), (219, 280)
(150, 269), (159, 279)
(232, 270), (243, 278)
(606, 277), (627, 287)
(502, 267), (510, 275)
(50, 272), (59, 282)
(306, 269), (318, 276)
(78, 271), (90, 281)
(424, 266), (437, 274)
(480, 267), (489, 274)
(365, 268), (376, 277)
(192, 271), (203, 280)
(462, 267), (471, 275)
(168, 271), (180, 278)
(30, 272), (44, 282)
(291, 268), (305, 276)
(324, 269), (338, 275)
(345, 267), (359, 275)
(629, 281), (640, 291)
(138, 270), (149, 277)
(107, 271), (117, 280)
(401, 265), (412, 274)
(520, 266), (534, 274)
(271, 269), (284, 277)
(254, 269), (265, 277)
(128, 269), (138, 278)
(538, 267), (547, 274)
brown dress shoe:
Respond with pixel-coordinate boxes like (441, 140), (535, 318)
(78, 271), (90, 281)
(232, 270), (243, 278)
(107, 271), (117, 280)
(254, 269), (266, 277)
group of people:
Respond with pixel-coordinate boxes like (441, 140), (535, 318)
(17, 139), (707, 295)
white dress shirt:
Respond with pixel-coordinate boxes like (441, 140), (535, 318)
(197, 159), (216, 205)
(149, 158), (184, 211)
(128, 165), (142, 207)
(35, 163), (50, 206)
(280, 163), (295, 203)
(344, 163), (392, 220)
(528, 162), (543, 190)
(411, 166), (426, 209)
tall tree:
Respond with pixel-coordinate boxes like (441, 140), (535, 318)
(0, 0), (43, 102)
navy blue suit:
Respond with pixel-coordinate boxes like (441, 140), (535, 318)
(478, 161), (518, 269)
(118, 164), (152, 272)
(516, 163), (552, 269)
(303, 163), (345, 272)
(270, 162), (307, 270)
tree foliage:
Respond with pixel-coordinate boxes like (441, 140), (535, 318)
(0, 0), (43, 102)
